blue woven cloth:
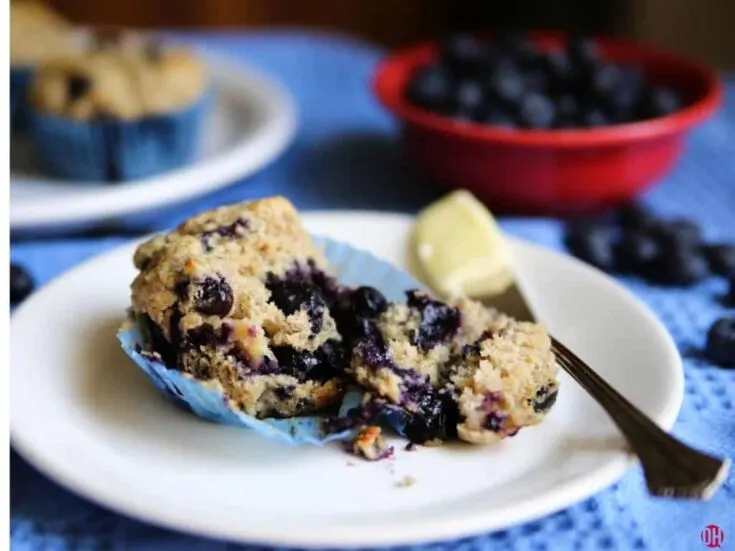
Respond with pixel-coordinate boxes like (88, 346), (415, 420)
(10, 32), (735, 551)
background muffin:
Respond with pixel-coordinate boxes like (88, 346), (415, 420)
(28, 34), (209, 181)
(10, 0), (73, 131)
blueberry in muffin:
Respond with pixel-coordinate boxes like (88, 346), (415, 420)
(129, 197), (348, 419)
(28, 31), (208, 181)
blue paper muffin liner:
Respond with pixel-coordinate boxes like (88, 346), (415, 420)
(29, 92), (210, 182)
(11, 66), (35, 133)
(117, 235), (424, 446)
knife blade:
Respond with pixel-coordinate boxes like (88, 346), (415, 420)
(476, 280), (538, 323)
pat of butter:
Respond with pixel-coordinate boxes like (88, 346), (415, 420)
(412, 190), (513, 300)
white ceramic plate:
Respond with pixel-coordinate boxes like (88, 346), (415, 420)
(10, 55), (297, 230)
(10, 212), (683, 548)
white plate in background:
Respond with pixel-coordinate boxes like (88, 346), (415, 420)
(10, 212), (683, 548)
(10, 54), (297, 230)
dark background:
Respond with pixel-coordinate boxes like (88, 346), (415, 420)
(34, 0), (735, 69)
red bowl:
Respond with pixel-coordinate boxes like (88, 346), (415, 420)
(372, 33), (723, 215)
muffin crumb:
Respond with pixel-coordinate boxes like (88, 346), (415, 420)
(352, 426), (394, 461)
(395, 475), (417, 488)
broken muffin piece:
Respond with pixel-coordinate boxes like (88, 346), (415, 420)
(348, 291), (558, 446)
(352, 426), (393, 461)
(448, 318), (559, 444)
(130, 196), (348, 419)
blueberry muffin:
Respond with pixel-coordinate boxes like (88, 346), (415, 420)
(28, 33), (208, 181)
(130, 197), (348, 419)
(10, 1), (73, 129)
(348, 291), (558, 445)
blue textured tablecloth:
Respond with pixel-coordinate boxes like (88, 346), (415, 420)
(10, 32), (735, 551)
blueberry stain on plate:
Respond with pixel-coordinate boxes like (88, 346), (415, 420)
(10, 264), (34, 305)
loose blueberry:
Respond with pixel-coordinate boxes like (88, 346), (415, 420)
(726, 279), (735, 307)
(10, 264), (34, 305)
(194, 277), (234, 317)
(705, 318), (735, 367)
(703, 244), (735, 277)
(517, 92), (555, 129)
(652, 218), (702, 250)
(352, 286), (388, 318)
(648, 244), (709, 286)
(406, 64), (452, 113)
(618, 202), (658, 231)
(615, 230), (660, 274)
(564, 222), (616, 271)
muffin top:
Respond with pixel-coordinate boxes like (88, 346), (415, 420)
(11, 0), (73, 66)
(30, 36), (206, 120)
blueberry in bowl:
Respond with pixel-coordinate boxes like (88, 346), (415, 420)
(373, 31), (722, 213)
(400, 32), (695, 132)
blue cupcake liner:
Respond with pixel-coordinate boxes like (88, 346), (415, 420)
(117, 235), (424, 446)
(29, 92), (210, 182)
(11, 66), (35, 133)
